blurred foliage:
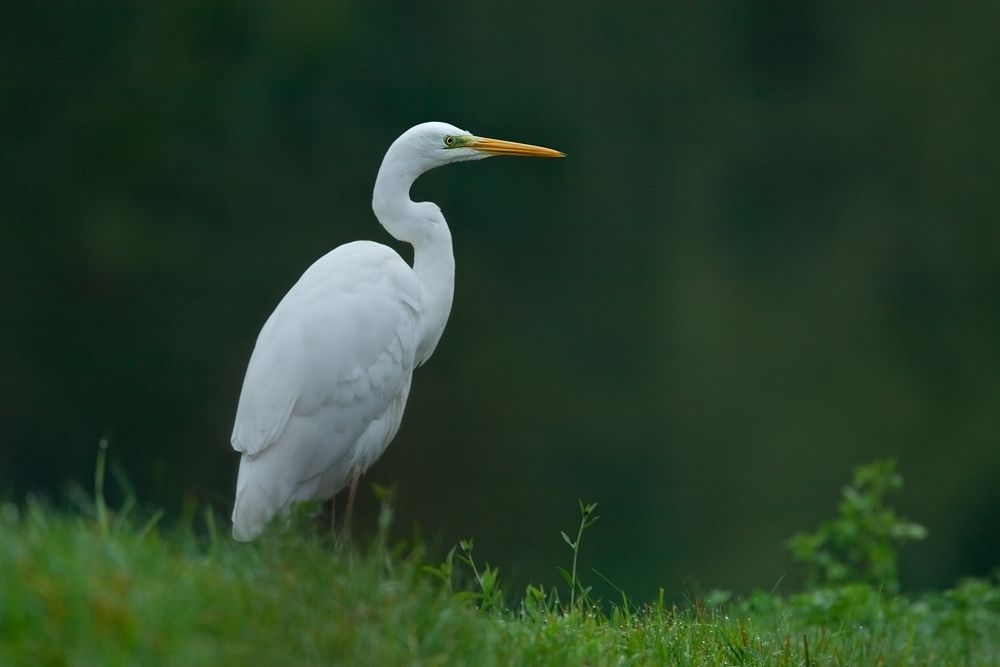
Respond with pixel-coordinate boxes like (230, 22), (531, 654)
(2, 1), (1000, 599)
(787, 459), (926, 593)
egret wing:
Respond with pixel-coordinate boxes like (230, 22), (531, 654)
(231, 241), (420, 459)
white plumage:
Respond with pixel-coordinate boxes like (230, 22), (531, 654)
(230, 122), (563, 540)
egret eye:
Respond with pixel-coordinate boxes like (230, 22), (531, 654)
(444, 135), (457, 147)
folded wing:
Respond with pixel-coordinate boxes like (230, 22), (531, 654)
(230, 241), (421, 538)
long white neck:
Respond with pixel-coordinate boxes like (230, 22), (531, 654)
(371, 151), (455, 365)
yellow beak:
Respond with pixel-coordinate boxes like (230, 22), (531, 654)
(468, 136), (565, 158)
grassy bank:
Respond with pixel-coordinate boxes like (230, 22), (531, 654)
(2, 461), (1000, 665)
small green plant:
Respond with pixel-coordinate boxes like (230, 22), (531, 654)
(786, 459), (927, 593)
(426, 500), (601, 615)
(454, 539), (504, 613)
(72, 439), (163, 539)
(558, 499), (599, 609)
(422, 539), (504, 613)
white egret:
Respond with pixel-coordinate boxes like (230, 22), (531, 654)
(230, 122), (564, 541)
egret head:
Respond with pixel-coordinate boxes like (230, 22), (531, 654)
(390, 122), (565, 172)
(373, 122), (563, 243)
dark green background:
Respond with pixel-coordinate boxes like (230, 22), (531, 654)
(3, 1), (999, 600)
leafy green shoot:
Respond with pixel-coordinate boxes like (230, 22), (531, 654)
(786, 459), (927, 593)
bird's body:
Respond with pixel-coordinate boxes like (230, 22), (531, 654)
(231, 122), (562, 541)
(231, 241), (422, 539)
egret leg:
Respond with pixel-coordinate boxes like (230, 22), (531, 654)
(343, 463), (362, 538)
(324, 497), (336, 533)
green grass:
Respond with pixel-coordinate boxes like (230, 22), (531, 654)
(2, 461), (1000, 665)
